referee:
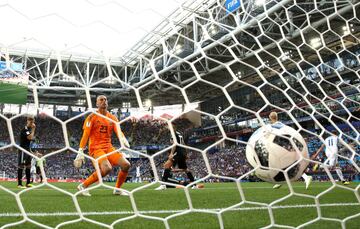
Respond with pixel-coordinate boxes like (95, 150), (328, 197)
(17, 115), (36, 188)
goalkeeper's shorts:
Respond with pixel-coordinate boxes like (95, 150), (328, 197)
(90, 147), (124, 166)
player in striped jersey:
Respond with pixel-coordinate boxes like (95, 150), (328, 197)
(313, 130), (350, 185)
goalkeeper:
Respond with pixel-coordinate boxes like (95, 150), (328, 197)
(74, 95), (131, 196)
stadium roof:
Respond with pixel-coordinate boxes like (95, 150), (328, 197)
(1, 0), (357, 109)
(0, 0), (202, 63)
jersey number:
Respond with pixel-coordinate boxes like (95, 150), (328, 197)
(99, 125), (108, 133)
(328, 139), (333, 146)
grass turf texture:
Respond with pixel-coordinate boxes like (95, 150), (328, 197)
(0, 181), (359, 228)
(0, 82), (27, 104)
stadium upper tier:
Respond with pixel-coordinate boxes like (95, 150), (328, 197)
(1, 0), (357, 107)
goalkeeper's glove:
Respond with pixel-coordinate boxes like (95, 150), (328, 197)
(74, 148), (85, 168)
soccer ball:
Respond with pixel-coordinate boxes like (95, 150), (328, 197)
(246, 123), (309, 183)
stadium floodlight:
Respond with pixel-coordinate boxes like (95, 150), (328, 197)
(122, 102), (131, 108)
(104, 77), (117, 85)
(60, 75), (75, 82)
(173, 44), (183, 55)
(281, 50), (292, 61)
(208, 24), (218, 36)
(342, 24), (354, 35)
(76, 99), (86, 105)
(255, 0), (266, 7)
(310, 37), (322, 48)
(144, 99), (152, 107)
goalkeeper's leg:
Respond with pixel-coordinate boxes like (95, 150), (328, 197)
(106, 148), (131, 195)
(79, 149), (112, 190)
(81, 160), (112, 187)
(114, 157), (130, 195)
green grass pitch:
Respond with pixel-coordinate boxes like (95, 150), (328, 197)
(0, 82), (27, 104)
(0, 181), (359, 228)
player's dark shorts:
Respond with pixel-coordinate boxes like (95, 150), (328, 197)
(172, 151), (187, 169)
(18, 151), (32, 166)
(36, 166), (41, 174)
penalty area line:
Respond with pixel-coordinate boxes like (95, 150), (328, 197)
(0, 203), (359, 217)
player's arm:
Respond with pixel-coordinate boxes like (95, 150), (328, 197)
(74, 116), (91, 168)
(113, 118), (130, 148)
(311, 144), (324, 160)
(26, 123), (36, 140)
(79, 126), (90, 149)
(168, 143), (177, 160)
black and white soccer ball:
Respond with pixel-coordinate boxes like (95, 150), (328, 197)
(246, 123), (309, 183)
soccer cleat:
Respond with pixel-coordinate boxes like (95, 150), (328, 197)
(113, 189), (129, 196)
(17, 185), (26, 189)
(26, 184), (34, 188)
(273, 184), (282, 189)
(312, 164), (319, 172)
(305, 176), (312, 190)
(155, 185), (166, 190)
(77, 184), (91, 196)
(191, 184), (205, 189)
(342, 181), (350, 185)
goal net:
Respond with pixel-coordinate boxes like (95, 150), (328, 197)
(0, 0), (359, 228)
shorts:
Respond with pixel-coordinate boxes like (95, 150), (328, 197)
(89, 147), (124, 166)
(30, 166), (36, 174)
(325, 153), (338, 167)
(172, 151), (187, 169)
(18, 151), (32, 167)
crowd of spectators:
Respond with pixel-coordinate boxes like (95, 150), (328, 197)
(1, 141), (357, 183)
(0, 114), (358, 183)
(0, 116), (65, 148)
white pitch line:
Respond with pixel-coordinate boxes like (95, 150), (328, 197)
(0, 203), (359, 217)
(2, 184), (330, 191)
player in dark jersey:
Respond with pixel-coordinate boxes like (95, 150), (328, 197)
(155, 124), (201, 190)
(17, 115), (36, 188)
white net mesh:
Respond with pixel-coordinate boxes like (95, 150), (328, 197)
(0, 0), (360, 228)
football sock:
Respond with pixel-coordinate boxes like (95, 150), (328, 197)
(162, 168), (171, 182)
(186, 171), (195, 182)
(17, 168), (23, 186)
(115, 170), (128, 188)
(83, 172), (99, 188)
(335, 168), (345, 181)
(25, 168), (31, 185)
(166, 177), (180, 188)
(301, 173), (309, 180)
